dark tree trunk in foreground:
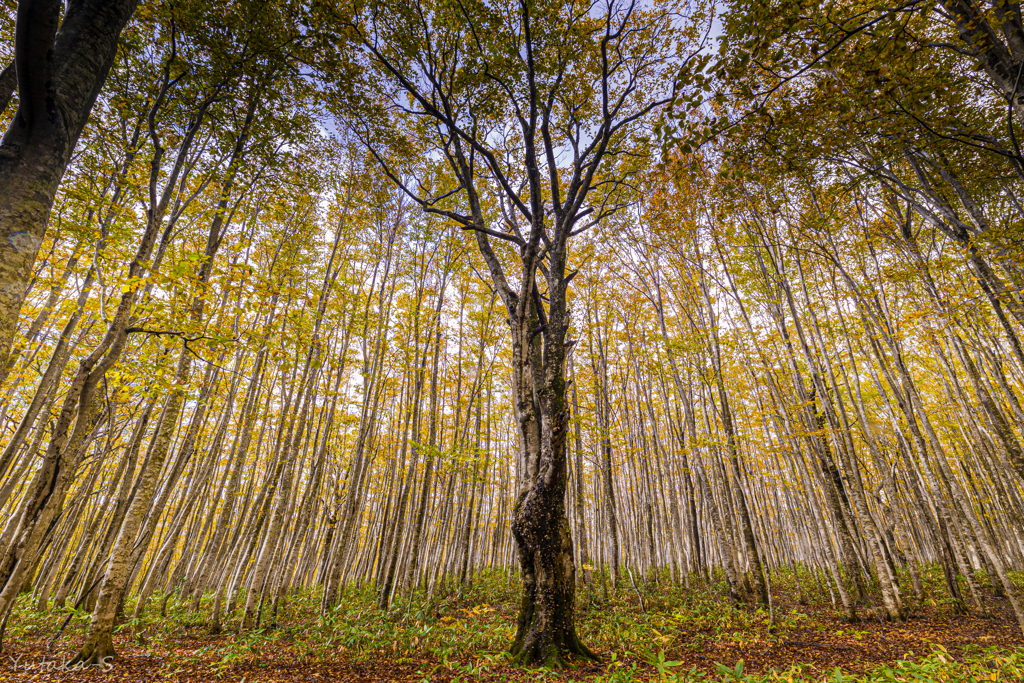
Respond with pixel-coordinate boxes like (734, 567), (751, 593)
(346, 0), (681, 664)
(0, 0), (139, 377)
(505, 247), (593, 667)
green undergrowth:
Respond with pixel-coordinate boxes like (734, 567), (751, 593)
(8, 566), (1024, 680)
(594, 648), (1024, 682)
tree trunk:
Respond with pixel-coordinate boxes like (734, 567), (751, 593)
(0, 0), (139, 368)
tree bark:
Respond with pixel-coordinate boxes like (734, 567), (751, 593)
(0, 0), (139, 370)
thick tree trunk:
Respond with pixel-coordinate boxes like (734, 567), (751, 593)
(507, 270), (596, 667)
(509, 391), (594, 666)
(0, 0), (139, 368)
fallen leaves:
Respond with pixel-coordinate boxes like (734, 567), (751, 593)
(4, 577), (1024, 682)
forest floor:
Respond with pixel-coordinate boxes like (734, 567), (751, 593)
(4, 568), (1024, 682)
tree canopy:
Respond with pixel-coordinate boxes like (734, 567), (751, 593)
(0, 0), (1023, 677)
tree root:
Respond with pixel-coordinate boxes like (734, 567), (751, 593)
(67, 633), (116, 670)
(511, 629), (600, 668)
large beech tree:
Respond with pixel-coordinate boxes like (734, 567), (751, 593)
(327, 0), (695, 665)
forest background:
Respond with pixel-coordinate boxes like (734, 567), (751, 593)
(1, 0), (1024, 679)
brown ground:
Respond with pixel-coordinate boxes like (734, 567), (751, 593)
(2, 594), (1021, 681)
